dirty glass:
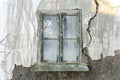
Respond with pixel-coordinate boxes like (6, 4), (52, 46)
(42, 15), (59, 62)
(43, 16), (59, 38)
(63, 40), (79, 62)
(41, 10), (81, 63)
(63, 16), (77, 38)
(43, 40), (59, 62)
(62, 15), (79, 62)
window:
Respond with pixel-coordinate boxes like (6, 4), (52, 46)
(40, 9), (82, 63)
(33, 9), (88, 71)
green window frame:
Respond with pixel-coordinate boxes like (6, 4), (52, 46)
(31, 9), (89, 71)
(39, 9), (83, 64)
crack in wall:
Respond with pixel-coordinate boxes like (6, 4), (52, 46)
(87, 0), (99, 46)
(82, 0), (99, 63)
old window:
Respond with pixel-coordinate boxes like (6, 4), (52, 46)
(41, 10), (82, 63)
(33, 9), (88, 71)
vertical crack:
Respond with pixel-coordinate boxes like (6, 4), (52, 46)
(82, 0), (99, 66)
(87, 0), (99, 46)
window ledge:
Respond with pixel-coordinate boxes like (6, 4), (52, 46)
(30, 63), (89, 71)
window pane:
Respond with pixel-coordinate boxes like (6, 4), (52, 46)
(63, 40), (79, 62)
(63, 16), (77, 38)
(43, 40), (59, 62)
(43, 16), (59, 38)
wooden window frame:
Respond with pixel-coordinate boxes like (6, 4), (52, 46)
(31, 9), (89, 71)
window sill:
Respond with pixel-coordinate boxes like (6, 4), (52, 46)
(30, 63), (89, 71)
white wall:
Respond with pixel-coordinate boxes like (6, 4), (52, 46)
(0, 0), (120, 79)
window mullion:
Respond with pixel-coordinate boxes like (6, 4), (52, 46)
(77, 15), (80, 63)
(59, 14), (63, 62)
(79, 10), (83, 63)
(58, 14), (61, 62)
(41, 13), (44, 62)
(77, 11), (82, 63)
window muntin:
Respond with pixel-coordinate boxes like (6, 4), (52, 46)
(40, 10), (82, 63)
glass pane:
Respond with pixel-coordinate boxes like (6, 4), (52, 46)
(43, 16), (59, 38)
(43, 40), (59, 62)
(63, 16), (77, 38)
(63, 40), (79, 62)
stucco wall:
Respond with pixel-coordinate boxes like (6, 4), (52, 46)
(11, 55), (120, 80)
(0, 0), (120, 79)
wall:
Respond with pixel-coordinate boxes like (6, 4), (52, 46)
(0, 0), (120, 79)
(12, 55), (120, 80)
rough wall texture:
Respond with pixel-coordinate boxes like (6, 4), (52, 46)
(1, 0), (120, 79)
(12, 54), (120, 80)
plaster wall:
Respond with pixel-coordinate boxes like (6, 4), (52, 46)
(0, 0), (120, 79)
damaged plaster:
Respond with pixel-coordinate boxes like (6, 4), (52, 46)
(0, 0), (120, 79)
(87, 0), (99, 46)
